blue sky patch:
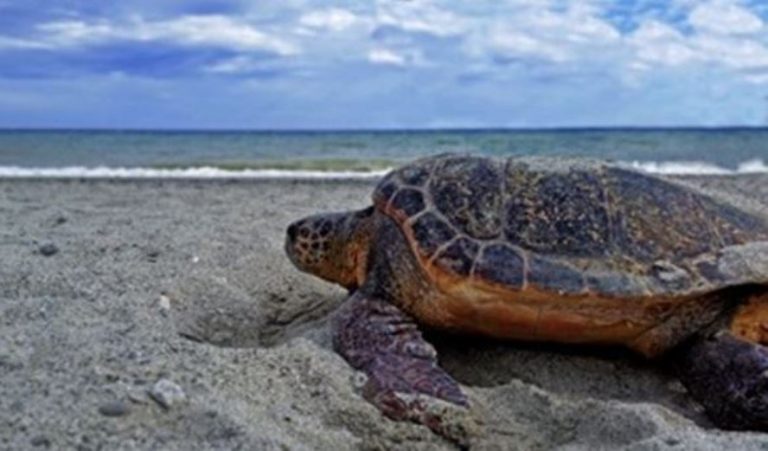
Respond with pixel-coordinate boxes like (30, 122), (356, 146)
(0, 0), (767, 128)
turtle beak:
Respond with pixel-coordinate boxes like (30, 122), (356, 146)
(284, 219), (303, 267)
(286, 221), (299, 243)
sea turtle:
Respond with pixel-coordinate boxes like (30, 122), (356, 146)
(284, 154), (768, 443)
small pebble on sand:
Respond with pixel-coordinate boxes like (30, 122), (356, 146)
(98, 401), (131, 417)
(148, 379), (186, 409)
(30, 435), (51, 447)
(158, 294), (171, 313)
(146, 250), (160, 262)
(38, 243), (59, 256)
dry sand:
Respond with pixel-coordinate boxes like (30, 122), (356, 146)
(2, 174), (768, 450)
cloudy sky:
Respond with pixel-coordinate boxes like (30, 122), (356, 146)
(1, 0), (768, 129)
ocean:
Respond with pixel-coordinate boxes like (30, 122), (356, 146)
(1, 128), (767, 178)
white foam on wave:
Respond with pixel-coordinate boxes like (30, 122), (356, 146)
(0, 165), (392, 179)
(736, 159), (768, 173)
(627, 159), (768, 175)
(0, 159), (766, 178)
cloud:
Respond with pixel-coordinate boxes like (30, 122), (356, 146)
(629, 20), (697, 68)
(627, 2), (768, 81)
(368, 48), (405, 66)
(465, 3), (621, 65)
(0, 35), (50, 50)
(34, 15), (299, 55)
(203, 55), (302, 78)
(375, 0), (467, 37)
(298, 8), (362, 32)
(204, 55), (262, 73)
(2, 1), (766, 85)
(696, 34), (768, 71)
(689, 0), (763, 34)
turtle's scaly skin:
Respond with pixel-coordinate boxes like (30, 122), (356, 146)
(373, 155), (768, 356)
(285, 154), (768, 444)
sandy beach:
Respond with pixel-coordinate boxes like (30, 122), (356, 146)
(3, 174), (768, 450)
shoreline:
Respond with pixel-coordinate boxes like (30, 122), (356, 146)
(0, 158), (767, 179)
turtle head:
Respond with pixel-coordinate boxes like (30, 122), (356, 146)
(285, 206), (375, 290)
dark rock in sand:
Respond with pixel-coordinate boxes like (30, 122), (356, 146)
(30, 435), (51, 447)
(38, 243), (59, 256)
(98, 401), (131, 417)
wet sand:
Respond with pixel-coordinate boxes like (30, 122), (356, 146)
(2, 174), (768, 450)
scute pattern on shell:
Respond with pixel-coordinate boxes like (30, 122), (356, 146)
(606, 167), (721, 262)
(434, 237), (479, 276)
(410, 212), (456, 258)
(391, 188), (426, 217)
(504, 161), (611, 258)
(429, 156), (504, 240)
(528, 255), (585, 293)
(373, 154), (768, 297)
(474, 244), (525, 288)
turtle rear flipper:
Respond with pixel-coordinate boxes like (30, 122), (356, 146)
(332, 291), (476, 446)
(677, 290), (768, 429)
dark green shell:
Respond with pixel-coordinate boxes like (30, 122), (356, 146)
(373, 154), (768, 298)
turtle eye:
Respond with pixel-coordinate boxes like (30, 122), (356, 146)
(319, 220), (333, 237)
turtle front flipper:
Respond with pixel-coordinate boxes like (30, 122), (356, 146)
(332, 291), (474, 445)
(676, 291), (768, 429)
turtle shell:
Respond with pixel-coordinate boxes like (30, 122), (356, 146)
(373, 154), (768, 300)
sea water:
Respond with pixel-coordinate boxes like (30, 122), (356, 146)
(0, 128), (767, 178)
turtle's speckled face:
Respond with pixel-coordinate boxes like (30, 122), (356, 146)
(285, 207), (375, 290)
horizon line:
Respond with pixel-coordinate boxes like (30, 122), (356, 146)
(1, 125), (768, 133)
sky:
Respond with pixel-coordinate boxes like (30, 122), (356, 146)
(1, 0), (768, 129)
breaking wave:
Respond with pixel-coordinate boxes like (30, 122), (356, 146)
(0, 165), (390, 179)
(627, 159), (768, 175)
(0, 159), (766, 178)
